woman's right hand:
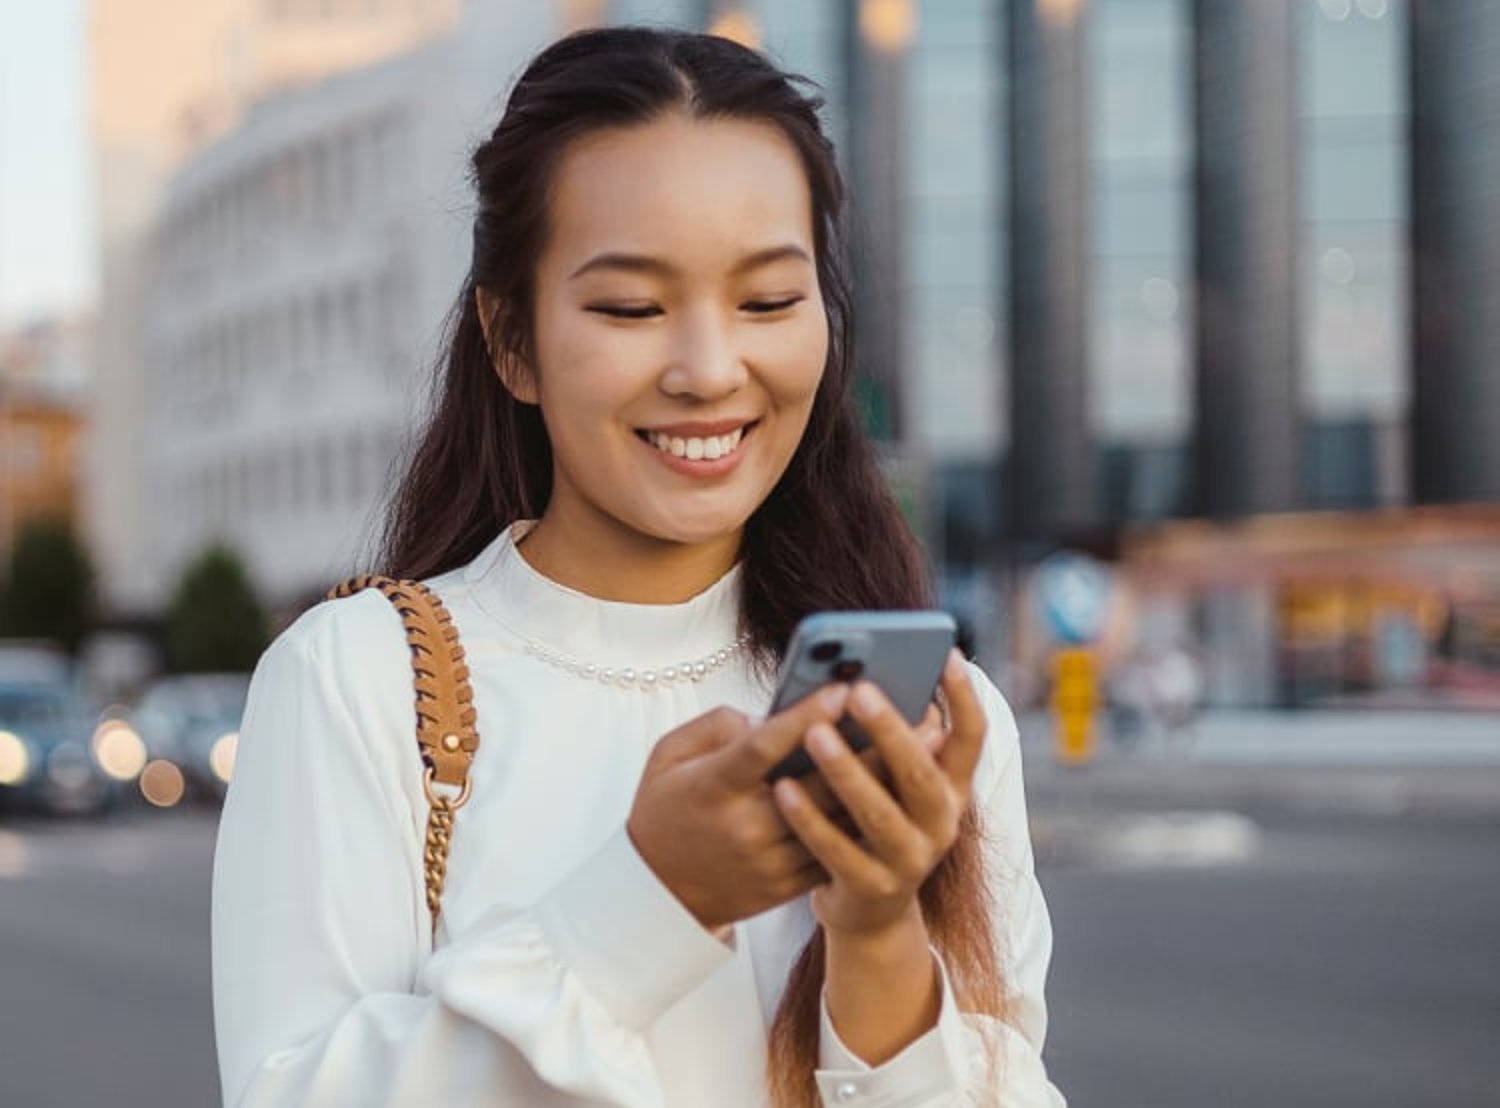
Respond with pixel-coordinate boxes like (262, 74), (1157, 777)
(626, 685), (852, 931)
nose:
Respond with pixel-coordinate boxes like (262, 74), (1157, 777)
(658, 307), (749, 401)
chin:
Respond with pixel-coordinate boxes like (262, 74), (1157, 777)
(639, 504), (756, 549)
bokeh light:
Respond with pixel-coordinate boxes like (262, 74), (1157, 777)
(210, 732), (239, 785)
(0, 731), (30, 787)
(1141, 277), (1181, 321)
(92, 719), (148, 782)
(707, 10), (760, 50)
(139, 760), (186, 808)
(860, 0), (916, 53)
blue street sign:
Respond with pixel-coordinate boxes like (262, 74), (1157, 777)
(1036, 552), (1113, 645)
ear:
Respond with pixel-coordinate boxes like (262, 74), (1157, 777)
(474, 286), (540, 405)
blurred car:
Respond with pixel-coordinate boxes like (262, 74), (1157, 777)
(0, 641), (73, 686)
(0, 679), (119, 816)
(130, 673), (250, 803)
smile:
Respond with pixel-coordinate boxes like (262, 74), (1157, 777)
(637, 423), (753, 461)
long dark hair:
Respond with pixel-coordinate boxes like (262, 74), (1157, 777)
(381, 27), (1003, 1106)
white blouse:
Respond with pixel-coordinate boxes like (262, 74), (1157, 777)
(212, 525), (1066, 1108)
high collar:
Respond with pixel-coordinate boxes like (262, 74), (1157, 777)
(462, 521), (746, 670)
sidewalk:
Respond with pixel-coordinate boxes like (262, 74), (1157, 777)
(1017, 708), (1500, 821)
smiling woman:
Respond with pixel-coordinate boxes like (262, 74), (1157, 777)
(479, 113), (828, 595)
(211, 25), (1063, 1108)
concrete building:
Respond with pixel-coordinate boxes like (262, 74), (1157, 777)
(1007, 0), (1094, 541)
(88, 0), (459, 614)
(1191, 0), (1301, 518)
(147, 47), (451, 604)
(142, 4), (559, 608)
(1409, 0), (1500, 504)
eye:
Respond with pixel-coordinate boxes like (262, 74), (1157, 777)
(742, 295), (805, 315)
(586, 304), (662, 320)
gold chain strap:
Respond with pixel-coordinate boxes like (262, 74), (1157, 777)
(327, 576), (479, 937)
(422, 777), (459, 921)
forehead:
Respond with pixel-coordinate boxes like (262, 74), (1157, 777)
(542, 113), (816, 269)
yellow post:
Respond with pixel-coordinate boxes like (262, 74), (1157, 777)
(1050, 646), (1098, 765)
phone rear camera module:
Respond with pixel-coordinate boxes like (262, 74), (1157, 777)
(810, 640), (843, 663)
(831, 659), (864, 682)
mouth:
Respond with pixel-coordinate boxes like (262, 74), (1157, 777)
(635, 421), (756, 462)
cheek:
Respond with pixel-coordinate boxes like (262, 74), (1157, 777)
(534, 327), (642, 421)
(756, 317), (828, 406)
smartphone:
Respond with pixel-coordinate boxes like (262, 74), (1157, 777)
(763, 610), (957, 782)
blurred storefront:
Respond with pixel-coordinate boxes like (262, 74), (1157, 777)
(1120, 506), (1500, 709)
(0, 318), (91, 550)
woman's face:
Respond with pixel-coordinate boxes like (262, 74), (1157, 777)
(509, 111), (828, 567)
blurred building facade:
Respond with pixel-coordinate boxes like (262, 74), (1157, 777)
(0, 318), (92, 552)
(140, 2), (559, 605)
(112, 0), (1500, 702)
(148, 44), (462, 604)
(88, 0), (460, 613)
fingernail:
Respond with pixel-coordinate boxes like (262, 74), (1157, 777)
(774, 779), (801, 809)
(808, 723), (843, 760)
(851, 682), (882, 716)
(945, 649), (966, 678)
(819, 684), (848, 713)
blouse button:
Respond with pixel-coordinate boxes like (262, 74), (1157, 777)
(834, 1081), (859, 1102)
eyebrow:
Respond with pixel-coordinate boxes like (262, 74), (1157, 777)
(567, 243), (813, 281)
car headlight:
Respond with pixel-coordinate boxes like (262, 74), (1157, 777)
(209, 732), (239, 784)
(0, 730), (31, 786)
(92, 719), (148, 781)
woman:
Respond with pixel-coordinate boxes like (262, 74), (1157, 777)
(213, 26), (1064, 1108)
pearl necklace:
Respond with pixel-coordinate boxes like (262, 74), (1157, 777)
(523, 631), (754, 690)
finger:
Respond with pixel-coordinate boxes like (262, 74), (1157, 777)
(936, 650), (987, 787)
(796, 743), (886, 815)
(651, 705), (751, 769)
(776, 787), (862, 842)
(803, 721), (927, 871)
(846, 681), (953, 831)
(759, 836), (821, 881)
(772, 775), (890, 891)
(716, 682), (851, 789)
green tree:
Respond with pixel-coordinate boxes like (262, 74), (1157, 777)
(166, 544), (268, 673)
(2, 517), (96, 654)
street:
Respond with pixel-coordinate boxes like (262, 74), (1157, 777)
(0, 812), (218, 1108)
(1, 800), (1498, 1107)
(1037, 809), (1500, 1107)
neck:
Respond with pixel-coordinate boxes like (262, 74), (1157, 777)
(516, 515), (742, 604)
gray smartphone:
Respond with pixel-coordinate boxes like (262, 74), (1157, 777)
(764, 610), (957, 782)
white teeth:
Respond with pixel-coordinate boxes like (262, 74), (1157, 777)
(644, 427), (749, 461)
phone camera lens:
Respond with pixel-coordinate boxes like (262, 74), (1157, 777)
(831, 659), (864, 682)
(810, 640), (843, 663)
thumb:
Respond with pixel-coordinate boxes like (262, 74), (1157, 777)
(646, 706), (751, 771)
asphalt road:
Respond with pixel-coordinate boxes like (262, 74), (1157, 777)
(0, 803), (1497, 1107)
(1037, 809), (1500, 1108)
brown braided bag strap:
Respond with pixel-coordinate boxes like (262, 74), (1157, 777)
(326, 575), (479, 931)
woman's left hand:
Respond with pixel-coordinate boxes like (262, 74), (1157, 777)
(770, 649), (987, 936)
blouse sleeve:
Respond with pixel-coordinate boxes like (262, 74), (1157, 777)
(811, 665), (1068, 1108)
(211, 596), (733, 1108)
